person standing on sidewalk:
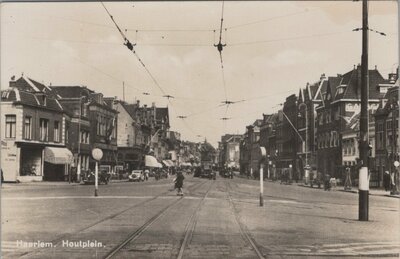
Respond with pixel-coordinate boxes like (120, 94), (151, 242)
(383, 171), (390, 191)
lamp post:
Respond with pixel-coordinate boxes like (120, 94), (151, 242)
(92, 148), (103, 197)
(259, 147), (266, 207)
(298, 102), (309, 184)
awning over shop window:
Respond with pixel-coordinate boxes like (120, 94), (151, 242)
(167, 160), (175, 167)
(44, 147), (74, 164)
(163, 160), (174, 167)
(145, 155), (162, 168)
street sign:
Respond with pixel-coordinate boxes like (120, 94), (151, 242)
(92, 148), (103, 161)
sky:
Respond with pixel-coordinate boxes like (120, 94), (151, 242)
(1, 1), (398, 147)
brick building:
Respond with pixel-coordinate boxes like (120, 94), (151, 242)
(315, 66), (387, 180)
(375, 81), (399, 188)
(52, 86), (118, 176)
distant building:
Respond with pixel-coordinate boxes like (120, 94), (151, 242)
(113, 100), (144, 171)
(239, 120), (262, 177)
(296, 74), (329, 177)
(218, 134), (242, 169)
(276, 94), (298, 180)
(259, 113), (279, 178)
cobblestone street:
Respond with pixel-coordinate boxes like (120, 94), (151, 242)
(2, 176), (399, 258)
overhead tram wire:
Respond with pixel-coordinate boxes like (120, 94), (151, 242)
(100, 2), (166, 96)
(214, 1), (231, 107)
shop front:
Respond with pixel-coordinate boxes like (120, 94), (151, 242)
(43, 147), (74, 181)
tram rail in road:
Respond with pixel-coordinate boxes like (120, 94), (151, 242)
(103, 180), (209, 259)
(14, 180), (206, 259)
(226, 181), (265, 259)
(176, 180), (215, 259)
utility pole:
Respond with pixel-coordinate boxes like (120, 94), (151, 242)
(123, 81), (125, 102)
(358, 0), (369, 221)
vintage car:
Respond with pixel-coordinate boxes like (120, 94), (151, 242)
(128, 170), (145, 182)
(82, 170), (110, 185)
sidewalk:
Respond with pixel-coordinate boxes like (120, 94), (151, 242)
(0, 179), (131, 188)
(297, 182), (400, 198)
(234, 174), (400, 198)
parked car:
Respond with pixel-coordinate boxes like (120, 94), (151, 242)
(83, 170), (110, 185)
(129, 170), (144, 182)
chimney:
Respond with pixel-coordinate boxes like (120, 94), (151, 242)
(320, 73), (326, 80)
(136, 100), (140, 106)
(388, 73), (398, 84)
(152, 102), (155, 108)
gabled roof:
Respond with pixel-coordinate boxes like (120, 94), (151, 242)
(337, 67), (386, 100)
(121, 102), (139, 120)
(1, 88), (63, 112)
(10, 76), (59, 99)
(376, 86), (399, 116)
(51, 86), (93, 99)
(253, 119), (263, 127)
(309, 82), (320, 99)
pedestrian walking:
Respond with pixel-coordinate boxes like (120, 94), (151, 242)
(344, 167), (352, 191)
(383, 170), (390, 191)
(324, 173), (331, 191)
(174, 171), (185, 196)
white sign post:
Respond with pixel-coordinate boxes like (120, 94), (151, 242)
(92, 148), (103, 197)
(259, 147), (267, 207)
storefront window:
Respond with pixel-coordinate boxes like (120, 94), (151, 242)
(5, 115), (16, 138)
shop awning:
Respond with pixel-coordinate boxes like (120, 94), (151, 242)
(145, 155), (162, 168)
(44, 147), (74, 164)
(167, 160), (175, 167)
(162, 160), (171, 167)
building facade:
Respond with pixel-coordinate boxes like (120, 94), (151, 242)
(316, 66), (386, 181)
(1, 77), (73, 182)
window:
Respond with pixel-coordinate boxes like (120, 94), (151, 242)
(387, 120), (392, 130)
(80, 130), (90, 144)
(377, 122), (384, 149)
(24, 116), (32, 139)
(5, 115), (16, 138)
(39, 119), (49, 141)
(54, 121), (60, 142)
(65, 127), (69, 144)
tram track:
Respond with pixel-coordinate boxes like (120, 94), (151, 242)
(176, 180), (215, 259)
(104, 179), (209, 259)
(225, 181), (265, 259)
(17, 180), (206, 258)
